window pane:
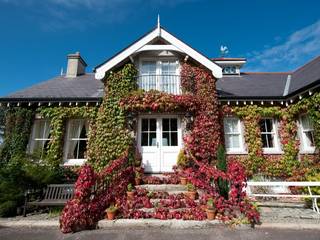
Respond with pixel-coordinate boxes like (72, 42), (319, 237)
(67, 140), (78, 159)
(171, 132), (178, 146)
(149, 119), (157, 131)
(78, 140), (87, 159)
(141, 133), (148, 146)
(162, 132), (169, 146)
(68, 120), (81, 139)
(230, 135), (240, 148)
(260, 120), (267, 132)
(141, 61), (156, 75)
(79, 124), (87, 139)
(262, 133), (274, 148)
(305, 131), (315, 147)
(162, 119), (169, 131)
(266, 119), (273, 132)
(142, 119), (148, 131)
(149, 132), (157, 146)
(224, 118), (238, 133)
(301, 115), (313, 130)
(171, 119), (177, 131)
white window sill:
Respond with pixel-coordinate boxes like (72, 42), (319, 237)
(63, 159), (87, 166)
(300, 148), (316, 154)
(226, 150), (247, 155)
(263, 149), (283, 155)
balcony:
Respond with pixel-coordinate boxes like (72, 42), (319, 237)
(137, 74), (181, 95)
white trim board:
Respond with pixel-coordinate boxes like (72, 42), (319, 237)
(95, 27), (222, 80)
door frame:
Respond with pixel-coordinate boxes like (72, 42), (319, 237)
(137, 114), (183, 173)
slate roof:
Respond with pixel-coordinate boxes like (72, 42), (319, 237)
(2, 73), (104, 101)
(289, 56), (320, 95)
(217, 73), (290, 99)
(1, 56), (319, 102)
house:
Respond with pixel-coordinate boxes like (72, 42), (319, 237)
(0, 22), (319, 175)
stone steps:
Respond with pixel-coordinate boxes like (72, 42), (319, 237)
(137, 184), (187, 192)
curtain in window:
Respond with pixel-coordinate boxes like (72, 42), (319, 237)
(29, 119), (51, 154)
(66, 120), (88, 160)
(224, 118), (240, 149)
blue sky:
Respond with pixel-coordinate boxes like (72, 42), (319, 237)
(0, 0), (320, 96)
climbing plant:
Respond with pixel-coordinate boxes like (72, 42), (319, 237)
(87, 63), (138, 170)
(222, 92), (320, 178)
(39, 106), (98, 168)
(0, 108), (34, 165)
(181, 63), (222, 164)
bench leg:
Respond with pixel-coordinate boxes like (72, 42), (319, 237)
(313, 198), (319, 214)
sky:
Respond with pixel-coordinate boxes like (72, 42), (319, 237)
(0, 0), (320, 96)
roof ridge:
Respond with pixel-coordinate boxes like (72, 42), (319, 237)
(292, 55), (320, 73)
(242, 72), (292, 75)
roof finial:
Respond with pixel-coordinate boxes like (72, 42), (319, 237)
(157, 14), (161, 36)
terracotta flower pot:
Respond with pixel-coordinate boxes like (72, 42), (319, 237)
(180, 177), (188, 185)
(127, 191), (135, 201)
(106, 210), (116, 220)
(186, 191), (197, 200)
(206, 208), (216, 220)
(135, 178), (141, 185)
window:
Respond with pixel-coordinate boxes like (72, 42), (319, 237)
(223, 117), (244, 152)
(28, 119), (51, 157)
(141, 118), (157, 146)
(223, 66), (236, 74)
(139, 60), (179, 94)
(64, 119), (89, 165)
(259, 118), (280, 152)
(162, 118), (178, 146)
(300, 115), (315, 152)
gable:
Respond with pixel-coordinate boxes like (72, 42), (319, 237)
(94, 26), (222, 80)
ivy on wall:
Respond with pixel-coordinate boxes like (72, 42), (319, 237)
(180, 63), (222, 163)
(0, 108), (34, 165)
(39, 107), (98, 168)
(222, 92), (320, 178)
(87, 63), (138, 170)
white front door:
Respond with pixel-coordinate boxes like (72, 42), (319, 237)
(139, 116), (181, 173)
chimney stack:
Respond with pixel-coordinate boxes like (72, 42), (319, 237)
(66, 52), (87, 78)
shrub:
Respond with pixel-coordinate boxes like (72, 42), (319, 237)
(216, 145), (229, 199)
(177, 149), (189, 169)
(0, 153), (78, 217)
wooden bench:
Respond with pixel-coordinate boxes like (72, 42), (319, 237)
(23, 184), (74, 217)
(246, 181), (320, 214)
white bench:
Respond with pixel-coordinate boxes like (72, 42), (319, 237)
(246, 181), (320, 214)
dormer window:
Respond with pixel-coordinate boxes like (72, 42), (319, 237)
(138, 59), (180, 94)
(223, 66), (237, 75)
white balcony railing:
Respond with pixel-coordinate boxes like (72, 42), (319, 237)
(137, 75), (180, 95)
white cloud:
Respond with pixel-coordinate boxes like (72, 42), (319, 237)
(245, 19), (320, 72)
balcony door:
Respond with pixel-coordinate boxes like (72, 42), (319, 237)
(139, 60), (180, 94)
(138, 116), (181, 173)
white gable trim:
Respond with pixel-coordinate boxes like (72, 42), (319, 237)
(95, 27), (222, 80)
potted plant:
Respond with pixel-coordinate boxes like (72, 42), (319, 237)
(127, 183), (135, 201)
(135, 171), (142, 185)
(186, 183), (197, 200)
(206, 198), (216, 220)
(105, 204), (118, 220)
(180, 176), (188, 185)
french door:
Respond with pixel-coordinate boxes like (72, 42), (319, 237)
(139, 116), (181, 173)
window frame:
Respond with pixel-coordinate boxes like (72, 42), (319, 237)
(63, 119), (89, 166)
(259, 118), (281, 154)
(299, 114), (315, 153)
(28, 118), (52, 157)
(223, 117), (245, 154)
(138, 58), (181, 94)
